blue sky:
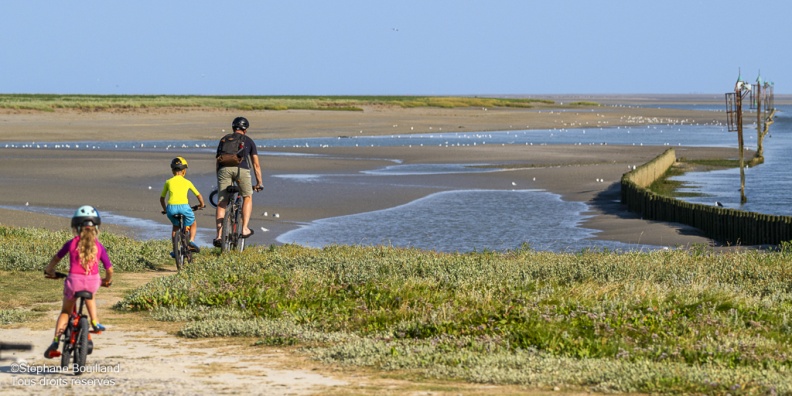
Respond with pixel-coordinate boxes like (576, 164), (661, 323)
(2, 1), (789, 95)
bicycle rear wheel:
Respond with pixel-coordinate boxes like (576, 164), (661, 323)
(182, 230), (193, 264)
(173, 233), (184, 271)
(221, 205), (234, 252)
(74, 317), (89, 375)
(234, 205), (245, 252)
(60, 327), (71, 369)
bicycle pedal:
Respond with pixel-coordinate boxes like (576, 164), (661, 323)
(90, 330), (102, 334)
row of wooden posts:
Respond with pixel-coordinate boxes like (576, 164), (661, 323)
(620, 148), (792, 246)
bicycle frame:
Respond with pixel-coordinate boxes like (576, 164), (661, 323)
(60, 290), (93, 375)
(222, 187), (245, 252)
(209, 184), (245, 252)
(171, 214), (192, 271)
(166, 204), (200, 270)
(45, 271), (108, 375)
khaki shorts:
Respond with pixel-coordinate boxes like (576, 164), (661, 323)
(217, 167), (253, 205)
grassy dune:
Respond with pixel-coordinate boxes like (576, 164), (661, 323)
(0, 94), (557, 112)
(5, 225), (792, 393)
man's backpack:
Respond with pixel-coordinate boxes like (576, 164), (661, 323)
(217, 133), (245, 167)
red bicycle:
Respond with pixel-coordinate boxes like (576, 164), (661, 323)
(46, 271), (110, 375)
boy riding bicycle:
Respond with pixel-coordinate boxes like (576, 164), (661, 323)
(160, 157), (206, 252)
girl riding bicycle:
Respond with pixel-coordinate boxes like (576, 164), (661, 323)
(43, 206), (113, 359)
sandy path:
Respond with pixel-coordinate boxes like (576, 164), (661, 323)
(0, 272), (349, 395)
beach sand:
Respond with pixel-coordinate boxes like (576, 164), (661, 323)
(0, 104), (733, 248)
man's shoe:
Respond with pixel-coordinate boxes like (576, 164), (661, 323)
(44, 341), (60, 359)
(213, 238), (222, 248)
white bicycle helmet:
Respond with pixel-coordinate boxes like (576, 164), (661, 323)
(71, 205), (102, 229)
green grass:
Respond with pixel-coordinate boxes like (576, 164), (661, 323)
(0, 226), (171, 273)
(0, 94), (556, 112)
(109, 242), (792, 393)
(8, 224), (792, 392)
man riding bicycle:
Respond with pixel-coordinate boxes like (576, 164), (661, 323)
(213, 116), (263, 247)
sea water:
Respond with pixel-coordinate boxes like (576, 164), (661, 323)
(276, 189), (654, 253)
(670, 105), (792, 215)
(4, 105), (789, 251)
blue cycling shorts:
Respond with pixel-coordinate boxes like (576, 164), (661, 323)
(166, 204), (195, 227)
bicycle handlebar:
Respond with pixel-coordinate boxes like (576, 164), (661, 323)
(45, 270), (112, 287)
(45, 270), (67, 279)
(161, 205), (204, 214)
(208, 184), (261, 208)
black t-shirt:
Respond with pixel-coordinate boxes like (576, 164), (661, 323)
(216, 133), (258, 170)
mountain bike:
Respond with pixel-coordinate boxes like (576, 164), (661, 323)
(209, 184), (246, 252)
(45, 271), (110, 375)
(164, 205), (202, 271)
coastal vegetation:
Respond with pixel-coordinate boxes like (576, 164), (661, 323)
(0, 94), (558, 112)
(3, 225), (792, 393)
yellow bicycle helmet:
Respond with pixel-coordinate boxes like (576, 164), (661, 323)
(171, 157), (188, 170)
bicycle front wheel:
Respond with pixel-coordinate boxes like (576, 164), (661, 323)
(74, 317), (89, 375)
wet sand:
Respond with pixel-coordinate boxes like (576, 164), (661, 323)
(0, 103), (736, 249)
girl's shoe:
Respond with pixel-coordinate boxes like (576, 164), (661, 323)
(44, 341), (61, 359)
(93, 322), (106, 332)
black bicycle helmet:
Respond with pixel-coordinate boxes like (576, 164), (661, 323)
(232, 116), (249, 131)
(171, 156), (188, 170)
(71, 205), (101, 228)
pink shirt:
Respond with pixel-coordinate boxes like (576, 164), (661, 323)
(56, 237), (112, 276)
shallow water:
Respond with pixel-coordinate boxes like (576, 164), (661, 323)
(276, 190), (656, 253)
(4, 105), (787, 252)
(670, 105), (792, 215)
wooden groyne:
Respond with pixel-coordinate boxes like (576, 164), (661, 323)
(621, 148), (792, 246)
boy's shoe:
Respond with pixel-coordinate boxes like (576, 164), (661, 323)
(188, 241), (201, 253)
(92, 322), (106, 332)
(44, 341), (61, 359)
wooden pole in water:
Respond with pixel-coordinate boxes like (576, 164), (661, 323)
(736, 86), (747, 204)
(756, 81), (764, 160)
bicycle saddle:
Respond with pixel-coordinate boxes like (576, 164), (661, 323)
(74, 291), (93, 300)
(226, 186), (240, 193)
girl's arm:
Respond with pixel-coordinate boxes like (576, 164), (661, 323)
(44, 254), (62, 277)
(102, 266), (114, 287)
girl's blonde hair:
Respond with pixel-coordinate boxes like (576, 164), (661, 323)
(76, 226), (99, 273)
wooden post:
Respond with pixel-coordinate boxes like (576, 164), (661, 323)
(756, 82), (764, 159)
(736, 89), (747, 204)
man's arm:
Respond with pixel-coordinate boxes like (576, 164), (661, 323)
(251, 154), (263, 191)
